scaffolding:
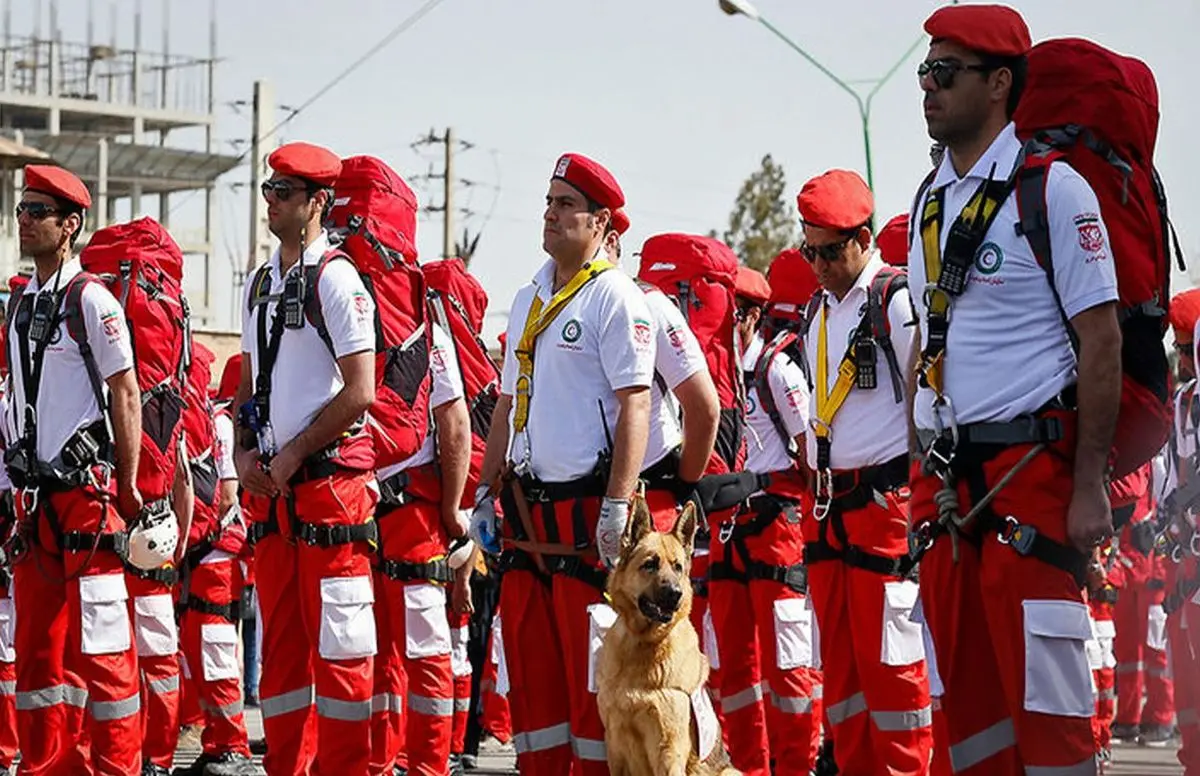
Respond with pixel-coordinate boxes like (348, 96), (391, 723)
(0, 0), (241, 327)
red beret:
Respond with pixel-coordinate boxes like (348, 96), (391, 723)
(24, 164), (91, 209)
(8, 274), (28, 293)
(735, 266), (772, 307)
(268, 142), (342, 187)
(766, 249), (820, 315)
(552, 153), (624, 211)
(876, 214), (910, 267)
(216, 354), (242, 403)
(797, 170), (874, 231)
(924, 4), (1032, 58)
(1170, 289), (1200, 344)
(611, 208), (630, 236)
(497, 332), (508, 352)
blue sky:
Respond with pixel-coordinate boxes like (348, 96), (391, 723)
(21, 0), (1199, 339)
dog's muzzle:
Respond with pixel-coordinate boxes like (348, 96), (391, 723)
(638, 585), (683, 624)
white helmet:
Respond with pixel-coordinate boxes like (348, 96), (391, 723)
(126, 502), (179, 571)
(447, 536), (475, 570)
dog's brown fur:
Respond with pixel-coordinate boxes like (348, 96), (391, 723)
(596, 499), (739, 776)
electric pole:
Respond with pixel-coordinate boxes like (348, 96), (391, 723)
(412, 127), (478, 261)
(443, 127), (454, 261)
(247, 79), (276, 274)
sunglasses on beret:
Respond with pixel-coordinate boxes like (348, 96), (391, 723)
(260, 179), (311, 203)
(15, 201), (60, 220)
(918, 58), (997, 90)
(800, 237), (854, 263)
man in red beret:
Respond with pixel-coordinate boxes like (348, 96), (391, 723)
(709, 264), (823, 774)
(232, 141), (382, 774)
(909, 4), (1121, 773)
(4, 164), (146, 772)
(473, 152), (654, 775)
(793, 169), (930, 775)
(876, 214), (910, 268)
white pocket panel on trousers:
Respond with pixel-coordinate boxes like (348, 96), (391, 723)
(1022, 599), (1094, 718)
(496, 627), (511, 697)
(451, 626), (471, 677)
(319, 575), (377, 661)
(403, 583), (450, 660)
(702, 608), (720, 671)
(586, 603), (618, 694)
(0, 597), (15, 663)
(773, 597), (814, 670)
(881, 580), (925, 666)
(1147, 604), (1168, 651)
(79, 574), (131, 656)
(134, 594), (178, 657)
(1093, 619), (1117, 669)
(200, 622), (241, 682)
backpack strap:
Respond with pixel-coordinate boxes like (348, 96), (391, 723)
(866, 268), (908, 404)
(753, 331), (800, 455)
(61, 273), (110, 422)
(794, 291), (824, 391)
(907, 168), (939, 252)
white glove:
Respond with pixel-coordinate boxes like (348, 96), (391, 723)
(470, 484), (501, 554)
(597, 497), (630, 568)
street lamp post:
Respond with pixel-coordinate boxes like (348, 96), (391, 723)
(719, 0), (928, 191)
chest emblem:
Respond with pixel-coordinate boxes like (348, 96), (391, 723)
(974, 242), (1004, 275)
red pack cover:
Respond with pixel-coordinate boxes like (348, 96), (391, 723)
(327, 156), (433, 468)
(1015, 38), (1173, 476)
(638, 234), (745, 470)
(182, 343), (218, 546)
(79, 217), (189, 502)
(423, 258), (501, 507)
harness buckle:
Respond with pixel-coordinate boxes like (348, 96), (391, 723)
(1191, 532), (1200, 558)
(19, 486), (38, 516)
(813, 469), (834, 522)
(1173, 543), (1185, 564)
(996, 515), (1037, 556)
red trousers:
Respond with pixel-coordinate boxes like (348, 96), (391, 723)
(449, 609), (472, 755)
(127, 572), (181, 769)
(178, 663), (204, 728)
(370, 569), (405, 776)
(1167, 556), (1200, 775)
(498, 489), (609, 775)
(913, 442), (1096, 775)
(479, 610), (511, 744)
(180, 555), (251, 759)
(0, 583), (17, 769)
(13, 488), (141, 775)
(1113, 558), (1174, 728)
(805, 488), (931, 776)
(1087, 599), (1116, 753)
(921, 596), (951, 776)
(709, 485), (822, 776)
(251, 471), (378, 776)
(374, 498), (455, 776)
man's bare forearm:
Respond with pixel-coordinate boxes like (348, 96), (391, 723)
(108, 368), (141, 494)
(607, 387), (650, 500)
(478, 394), (512, 490)
(279, 351), (374, 462)
(1072, 303), (1122, 489)
(435, 399), (471, 518)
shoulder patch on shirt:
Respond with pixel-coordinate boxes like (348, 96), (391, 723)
(101, 310), (122, 340)
(666, 323), (686, 350)
(351, 290), (371, 322)
(633, 318), (652, 347)
(1074, 213), (1106, 258)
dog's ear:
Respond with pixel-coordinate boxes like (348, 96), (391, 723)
(620, 495), (654, 559)
(672, 502), (698, 554)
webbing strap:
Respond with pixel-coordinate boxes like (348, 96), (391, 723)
(813, 300), (857, 453)
(513, 259), (614, 432)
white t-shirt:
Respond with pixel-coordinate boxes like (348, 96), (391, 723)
(501, 259), (655, 483)
(803, 255), (916, 470)
(240, 231), (376, 451)
(214, 410), (237, 481)
(4, 259), (134, 463)
(0, 392), (10, 492)
(909, 123), (1120, 430)
(743, 333), (810, 476)
(642, 287), (707, 470)
(379, 324), (465, 479)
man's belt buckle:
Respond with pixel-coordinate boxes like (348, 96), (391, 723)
(997, 515), (1037, 556)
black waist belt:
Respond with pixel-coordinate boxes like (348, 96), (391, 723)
(804, 540), (911, 578)
(640, 449), (690, 499)
(1092, 587), (1120, 605)
(517, 475), (605, 504)
(708, 560), (747, 584)
(294, 520), (378, 548)
(691, 577), (709, 598)
(499, 549), (548, 583)
(729, 494), (800, 541)
(379, 557), (453, 585)
(544, 555), (607, 593)
(377, 470), (416, 509)
(829, 455), (909, 497)
(248, 516), (279, 547)
(746, 561), (807, 593)
(918, 412), (1064, 477)
(61, 530), (128, 558)
(186, 595), (242, 624)
(290, 458), (344, 486)
(125, 562), (179, 587)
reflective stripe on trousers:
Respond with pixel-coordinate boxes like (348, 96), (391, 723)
(147, 674), (180, 695)
(871, 705), (933, 732)
(16, 684), (88, 711)
(370, 692), (404, 715)
(199, 697), (245, 719)
(769, 684), (820, 715)
(409, 693), (455, 717)
(720, 682), (764, 714)
(826, 691), (867, 726)
(89, 693), (141, 721)
(571, 735), (607, 762)
(0, 680), (14, 696)
(949, 718), (1015, 773)
(513, 722), (571, 754)
(260, 685), (315, 719)
(315, 694), (372, 723)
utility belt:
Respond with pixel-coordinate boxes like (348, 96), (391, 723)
(378, 556), (453, 585)
(376, 463), (440, 514)
(6, 420), (114, 494)
(246, 499), (377, 549)
(709, 488), (804, 589)
(60, 530), (129, 559)
(125, 562), (179, 587)
(640, 448), (692, 501)
(814, 455), (909, 521)
(1092, 586), (1120, 605)
(917, 399), (1069, 482)
(499, 547), (608, 593)
(512, 472), (606, 505)
(716, 492), (801, 545)
(287, 444), (350, 486)
(186, 595), (243, 624)
(709, 559), (807, 594)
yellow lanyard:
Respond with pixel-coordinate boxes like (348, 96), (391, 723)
(813, 299), (860, 440)
(512, 259), (614, 432)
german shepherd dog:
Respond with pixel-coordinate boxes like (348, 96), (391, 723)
(596, 499), (739, 776)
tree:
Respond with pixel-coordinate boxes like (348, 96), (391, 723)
(720, 154), (797, 272)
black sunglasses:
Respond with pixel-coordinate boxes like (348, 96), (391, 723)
(801, 237), (854, 264)
(15, 201), (59, 220)
(260, 179), (309, 202)
(918, 58), (995, 90)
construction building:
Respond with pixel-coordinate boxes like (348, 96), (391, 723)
(0, 0), (241, 328)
